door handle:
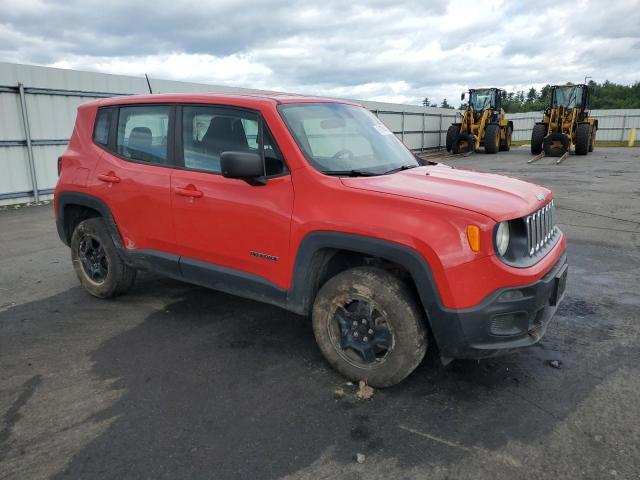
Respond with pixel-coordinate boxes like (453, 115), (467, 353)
(174, 185), (203, 198)
(98, 172), (120, 183)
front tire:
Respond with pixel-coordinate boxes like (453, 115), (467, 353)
(446, 124), (460, 152)
(312, 267), (427, 388)
(574, 123), (591, 155)
(531, 123), (546, 155)
(500, 125), (512, 151)
(484, 123), (500, 154)
(70, 218), (136, 298)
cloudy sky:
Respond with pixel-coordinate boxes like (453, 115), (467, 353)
(1, 0), (639, 106)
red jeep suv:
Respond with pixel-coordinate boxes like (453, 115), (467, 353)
(54, 93), (568, 387)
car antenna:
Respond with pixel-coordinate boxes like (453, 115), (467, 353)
(145, 74), (153, 94)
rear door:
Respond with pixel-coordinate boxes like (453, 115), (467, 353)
(170, 105), (294, 289)
(92, 105), (176, 254)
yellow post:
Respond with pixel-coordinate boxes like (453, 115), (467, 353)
(628, 128), (636, 147)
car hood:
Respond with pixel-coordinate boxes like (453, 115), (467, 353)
(340, 164), (551, 221)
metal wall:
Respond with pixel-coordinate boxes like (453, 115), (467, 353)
(507, 110), (640, 142)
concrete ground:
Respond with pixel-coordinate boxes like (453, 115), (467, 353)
(1, 147), (639, 480)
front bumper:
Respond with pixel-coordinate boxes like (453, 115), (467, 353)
(436, 251), (568, 360)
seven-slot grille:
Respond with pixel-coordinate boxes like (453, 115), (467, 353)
(525, 200), (556, 256)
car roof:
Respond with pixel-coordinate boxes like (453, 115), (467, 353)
(95, 92), (360, 108)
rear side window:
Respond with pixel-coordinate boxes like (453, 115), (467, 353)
(116, 106), (170, 164)
(93, 109), (111, 147)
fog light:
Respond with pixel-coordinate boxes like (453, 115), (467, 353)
(490, 313), (526, 336)
(498, 290), (525, 302)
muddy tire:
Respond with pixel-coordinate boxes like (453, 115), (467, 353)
(453, 133), (475, 154)
(70, 217), (136, 298)
(500, 125), (512, 151)
(446, 124), (460, 152)
(312, 266), (427, 388)
(484, 123), (500, 154)
(531, 123), (546, 155)
(574, 123), (591, 155)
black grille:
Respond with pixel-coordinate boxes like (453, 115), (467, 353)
(525, 200), (556, 256)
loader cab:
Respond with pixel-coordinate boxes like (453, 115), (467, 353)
(466, 88), (504, 122)
(549, 84), (590, 121)
(550, 84), (589, 110)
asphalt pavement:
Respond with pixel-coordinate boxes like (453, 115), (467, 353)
(1, 147), (639, 479)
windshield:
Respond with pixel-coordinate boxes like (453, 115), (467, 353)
(278, 103), (419, 175)
(470, 90), (494, 111)
(552, 86), (582, 108)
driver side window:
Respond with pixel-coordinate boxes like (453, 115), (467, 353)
(181, 106), (287, 176)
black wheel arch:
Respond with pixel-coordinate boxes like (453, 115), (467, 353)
(56, 192), (123, 250)
(287, 231), (462, 352)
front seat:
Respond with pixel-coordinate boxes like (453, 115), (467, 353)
(201, 117), (235, 155)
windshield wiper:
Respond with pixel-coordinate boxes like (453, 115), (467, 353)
(321, 170), (380, 177)
(383, 164), (418, 175)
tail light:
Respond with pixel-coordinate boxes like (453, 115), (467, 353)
(57, 156), (63, 176)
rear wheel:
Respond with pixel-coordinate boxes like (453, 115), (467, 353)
(499, 125), (512, 151)
(70, 218), (136, 298)
(312, 267), (427, 388)
(574, 123), (591, 155)
(531, 124), (546, 154)
(446, 124), (460, 152)
(589, 125), (596, 152)
(484, 123), (500, 154)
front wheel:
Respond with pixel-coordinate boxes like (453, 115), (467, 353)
(531, 123), (546, 155)
(484, 124), (500, 154)
(446, 124), (460, 152)
(312, 267), (427, 388)
(500, 125), (512, 151)
(70, 218), (136, 298)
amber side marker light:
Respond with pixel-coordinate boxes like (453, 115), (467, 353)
(466, 225), (480, 252)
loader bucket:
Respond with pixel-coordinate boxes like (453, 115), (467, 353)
(543, 132), (569, 156)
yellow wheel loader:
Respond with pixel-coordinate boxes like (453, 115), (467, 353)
(446, 88), (513, 154)
(530, 83), (597, 157)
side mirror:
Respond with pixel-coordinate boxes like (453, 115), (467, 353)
(460, 92), (465, 101)
(220, 151), (264, 180)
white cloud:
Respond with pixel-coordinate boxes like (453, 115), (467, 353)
(1, 0), (638, 106)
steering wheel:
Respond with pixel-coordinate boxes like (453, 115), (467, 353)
(331, 149), (355, 168)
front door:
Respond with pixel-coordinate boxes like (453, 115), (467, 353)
(170, 105), (294, 289)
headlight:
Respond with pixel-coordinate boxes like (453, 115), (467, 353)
(495, 222), (510, 256)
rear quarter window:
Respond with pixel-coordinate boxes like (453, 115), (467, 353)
(93, 109), (111, 147)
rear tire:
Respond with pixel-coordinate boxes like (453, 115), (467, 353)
(446, 124), (460, 152)
(484, 124), (500, 154)
(70, 218), (136, 298)
(312, 267), (427, 388)
(499, 125), (512, 151)
(574, 123), (591, 155)
(589, 125), (596, 152)
(531, 123), (546, 154)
